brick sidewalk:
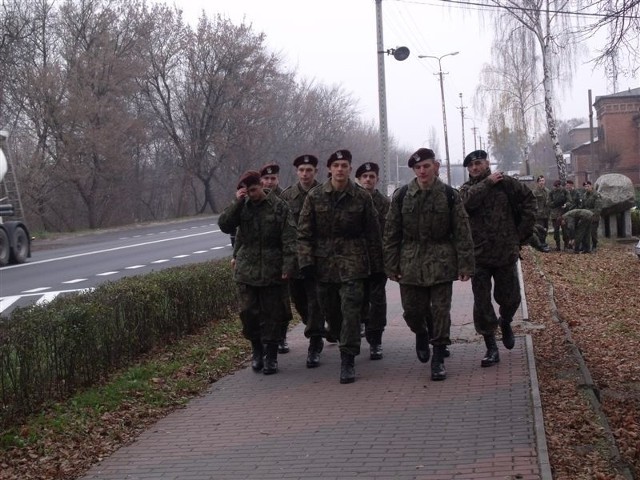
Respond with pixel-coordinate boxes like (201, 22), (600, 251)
(82, 279), (551, 480)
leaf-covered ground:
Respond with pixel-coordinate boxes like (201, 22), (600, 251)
(1, 241), (639, 479)
(521, 241), (640, 479)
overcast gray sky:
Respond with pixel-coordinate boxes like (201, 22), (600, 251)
(173, 0), (631, 169)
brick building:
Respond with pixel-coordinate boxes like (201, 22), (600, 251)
(571, 88), (640, 185)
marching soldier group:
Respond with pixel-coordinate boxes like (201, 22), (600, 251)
(219, 147), (536, 384)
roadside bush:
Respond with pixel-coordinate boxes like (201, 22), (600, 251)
(632, 208), (640, 235)
(0, 260), (237, 428)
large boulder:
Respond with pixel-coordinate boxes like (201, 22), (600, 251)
(595, 174), (636, 215)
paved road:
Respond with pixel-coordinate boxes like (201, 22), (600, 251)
(81, 279), (551, 480)
(0, 216), (230, 316)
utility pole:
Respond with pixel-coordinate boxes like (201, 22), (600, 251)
(471, 126), (478, 150)
(418, 52), (459, 186)
(458, 94), (466, 183)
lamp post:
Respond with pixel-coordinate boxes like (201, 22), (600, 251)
(375, 0), (409, 194)
(418, 51), (459, 186)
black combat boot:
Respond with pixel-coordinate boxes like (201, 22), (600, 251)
(499, 317), (515, 350)
(415, 332), (430, 363)
(263, 343), (279, 375)
(443, 345), (451, 358)
(278, 334), (290, 354)
(481, 334), (500, 367)
(250, 339), (264, 372)
(431, 345), (447, 381)
(368, 330), (383, 360)
(339, 351), (355, 384)
(306, 336), (324, 368)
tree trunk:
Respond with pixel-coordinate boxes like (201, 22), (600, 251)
(542, 51), (567, 182)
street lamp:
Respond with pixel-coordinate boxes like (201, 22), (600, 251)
(418, 51), (459, 186)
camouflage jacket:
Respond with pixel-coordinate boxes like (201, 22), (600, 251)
(218, 191), (296, 286)
(581, 190), (603, 220)
(281, 180), (320, 225)
(370, 188), (390, 234)
(297, 179), (383, 282)
(532, 186), (550, 220)
(566, 189), (583, 210)
(383, 178), (474, 286)
(548, 187), (568, 219)
(460, 170), (536, 268)
(562, 208), (594, 234)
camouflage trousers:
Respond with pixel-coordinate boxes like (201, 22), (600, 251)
(535, 217), (549, 245)
(399, 282), (453, 346)
(574, 219), (592, 252)
(237, 283), (287, 344)
(552, 216), (567, 249)
(289, 277), (325, 338)
(590, 220), (599, 249)
(361, 275), (387, 335)
(317, 280), (365, 356)
(471, 263), (521, 336)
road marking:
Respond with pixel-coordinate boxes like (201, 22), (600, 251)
(0, 296), (21, 312)
(97, 271), (119, 276)
(173, 254), (190, 259)
(125, 265), (146, 270)
(193, 250), (208, 254)
(36, 292), (60, 305)
(63, 279), (87, 284)
(151, 259), (170, 264)
(22, 287), (51, 293)
(2, 229), (222, 270)
(212, 246), (226, 250)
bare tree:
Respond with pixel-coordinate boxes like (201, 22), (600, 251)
(475, 26), (544, 175)
(479, 0), (582, 182)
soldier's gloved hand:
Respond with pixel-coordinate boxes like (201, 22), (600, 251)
(370, 271), (387, 282)
(300, 265), (316, 279)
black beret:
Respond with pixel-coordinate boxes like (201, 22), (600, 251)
(355, 162), (380, 178)
(566, 179), (574, 185)
(583, 180), (592, 186)
(260, 163), (280, 176)
(408, 148), (435, 168)
(237, 170), (262, 190)
(327, 149), (352, 167)
(293, 154), (318, 167)
(553, 180), (562, 187)
(463, 149), (488, 167)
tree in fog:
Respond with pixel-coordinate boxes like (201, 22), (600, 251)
(475, 26), (544, 175)
(140, 9), (284, 214)
(478, 0), (582, 182)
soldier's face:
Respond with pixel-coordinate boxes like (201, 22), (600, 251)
(566, 183), (574, 190)
(358, 172), (378, 192)
(412, 159), (437, 186)
(537, 178), (546, 188)
(261, 174), (279, 190)
(585, 183), (592, 192)
(296, 165), (317, 186)
(467, 159), (489, 178)
(329, 160), (352, 182)
(247, 184), (266, 202)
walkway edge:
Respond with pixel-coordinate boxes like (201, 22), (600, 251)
(526, 334), (553, 480)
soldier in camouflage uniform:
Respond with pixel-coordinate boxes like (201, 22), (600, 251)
(562, 179), (582, 247)
(581, 180), (603, 250)
(384, 148), (474, 381)
(355, 161), (390, 360)
(548, 180), (569, 251)
(218, 171), (296, 375)
(459, 150), (535, 368)
(532, 175), (550, 252)
(258, 163), (291, 354)
(298, 149), (384, 384)
(280, 154), (325, 368)
(561, 208), (595, 253)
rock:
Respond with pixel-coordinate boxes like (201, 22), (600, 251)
(594, 174), (636, 215)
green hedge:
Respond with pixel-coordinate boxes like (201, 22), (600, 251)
(0, 260), (237, 428)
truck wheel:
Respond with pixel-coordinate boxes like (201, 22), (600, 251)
(0, 229), (9, 266)
(10, 226), (29, 264)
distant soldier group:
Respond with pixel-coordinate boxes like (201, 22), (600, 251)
(533, 175), (603, 254)
(219, 147), (540, 384)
